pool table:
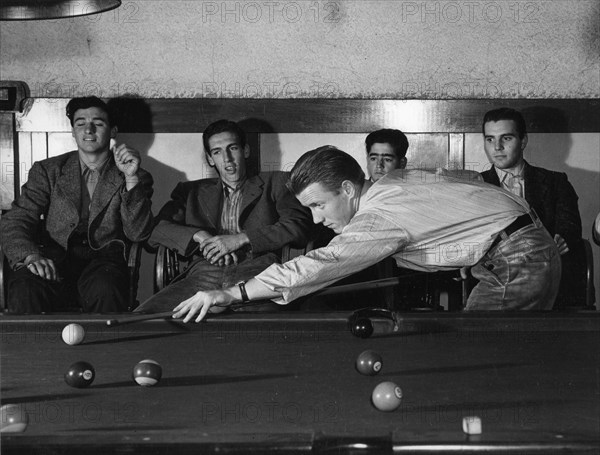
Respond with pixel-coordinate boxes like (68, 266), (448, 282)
(1, 310), (599, 454)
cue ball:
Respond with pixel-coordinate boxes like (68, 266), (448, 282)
(0, 404), (28, 433)
(372, 381), (403, 412)
(133, 359), (162, 386)
(62, 323), (85, 345)
(64, 361), (95, 388)
(356, 350), (383, 375)
(352, 318), (374, 338)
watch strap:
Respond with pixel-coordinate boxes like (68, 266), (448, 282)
(237, 281), (250, 302)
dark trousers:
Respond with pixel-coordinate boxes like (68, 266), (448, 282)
(7, 237), (129, 314)
(135, 253), (279, 313)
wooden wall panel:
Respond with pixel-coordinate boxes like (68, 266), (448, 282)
(16, 99), (600, 134)
(448, 134), (464, 169)
(0, 112), (15, 210)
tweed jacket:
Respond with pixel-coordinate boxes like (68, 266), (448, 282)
(149, 171), (312, 259)
(0, 150), (154, 268)
(480, 160), (582, 249)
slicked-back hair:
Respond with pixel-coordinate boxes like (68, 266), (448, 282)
(482, 108), (527, 139)
(202, 119), (247, 155)
(288, 146), (365, 195)
(66, 96), (114, 127)
(365, 129), (409, 159)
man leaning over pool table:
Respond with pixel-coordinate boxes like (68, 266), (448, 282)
(173, 146), (562, 322)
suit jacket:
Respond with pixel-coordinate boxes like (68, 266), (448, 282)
(480, 160), (582, 248)
(149, 171), (312, 259)
(0, 150), (154, 268)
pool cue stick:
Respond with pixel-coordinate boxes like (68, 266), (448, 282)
(105, 300), (276, 326)
(106, 311), (175, 326)
(107, 271), (442, 326)
(315, 277), (401, 296)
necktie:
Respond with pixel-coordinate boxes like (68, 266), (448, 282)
(505, 173), (523, 198)
(84, 166), (99, 198)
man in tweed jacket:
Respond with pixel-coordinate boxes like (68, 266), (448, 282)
(0, 96), (153, 313)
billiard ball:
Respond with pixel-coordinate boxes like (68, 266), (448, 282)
(133, 359), (162, 386)
(355, 350), (383, 375)
(351, 318), (373, 338)
(0, 404), (28, 433)
(372, 381), (402, 412)
(64, 361), (95, 388)
(62, 323), (85, 346)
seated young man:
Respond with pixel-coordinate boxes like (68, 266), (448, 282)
(171, 146), (562, 322)
(0, 96), (154, 313)
(480, 107), (589, 308)
(135, 119), (312, 313)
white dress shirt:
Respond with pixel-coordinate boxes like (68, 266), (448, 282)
(255, 169), (532, 304)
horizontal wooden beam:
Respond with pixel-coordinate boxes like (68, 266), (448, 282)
(17, 98), (600, 134)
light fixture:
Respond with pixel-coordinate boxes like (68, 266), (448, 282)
(1, 0), (121, 21)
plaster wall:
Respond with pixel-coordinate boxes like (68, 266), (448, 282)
(1, 1), (598, 98)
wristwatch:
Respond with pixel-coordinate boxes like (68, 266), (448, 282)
(236, 280), (250, 302)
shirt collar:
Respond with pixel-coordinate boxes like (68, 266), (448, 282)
(79, 153), (110, 175)
(221, 178), (247, 197)
(495, 162), (524, 183)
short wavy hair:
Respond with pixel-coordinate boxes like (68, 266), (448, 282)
(365, 129), (409, 160)
(66, 96), (114, 127)
(202, 119), (247, 156)
(288, 146), (365, 195)
(482, 108), (527, 139)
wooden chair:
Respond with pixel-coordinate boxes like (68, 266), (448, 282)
(583, 239), (596, 309)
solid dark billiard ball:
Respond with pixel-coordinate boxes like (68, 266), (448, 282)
(372, 381), (403, 412)
(1, 404), (28, 433)
(133, 359), (162, 386)
(351, 318), (373, 338)
(356, 349), (383, 375)
(64, 361), (95, 388)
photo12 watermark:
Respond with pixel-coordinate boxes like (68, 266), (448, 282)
(401, 1), (541, 24)
(31, 79), (341, 99)
(400, 80), (545, 99)
(200, 1), (342, 24)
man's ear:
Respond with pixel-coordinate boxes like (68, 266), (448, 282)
(243, 144), (251, 159)
(206, 152), (215, 167)
(110, 126), (118, 139)
(399, 157), (407, 169)
(521, 134), (528, 151)
(341, 180), (356, 197)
